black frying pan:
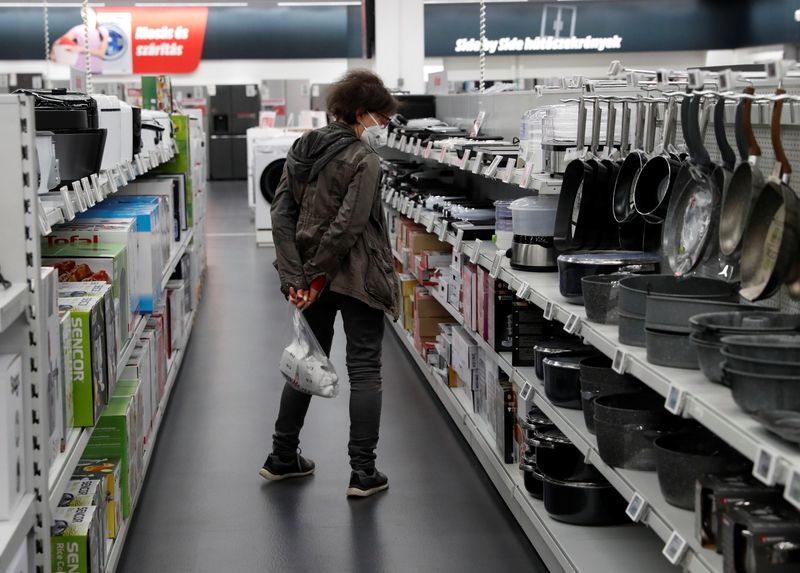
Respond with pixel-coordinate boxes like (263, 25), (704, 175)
(712, 94), (737, 193)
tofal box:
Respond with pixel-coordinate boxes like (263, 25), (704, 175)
(58, 297), (108, 427)
(72, 457), (122, 541)
(0, 355), (24, 520)
(51, 505), (104, 573)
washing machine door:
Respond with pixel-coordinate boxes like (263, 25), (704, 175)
(259, 158), (286, 204)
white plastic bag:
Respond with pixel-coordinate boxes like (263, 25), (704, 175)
(279, 306), (339, 398)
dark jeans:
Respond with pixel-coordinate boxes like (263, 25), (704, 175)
(272, 291), (385, 471)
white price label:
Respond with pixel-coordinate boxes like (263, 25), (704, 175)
(517, 282), (532, 300)
(126, 160), (136, 180)
(665, 385), (686, 415)
(426, 218), (436, 234)
(414, 205), (423, 224)
(460, 149), (472, 171)
(415, 139), (423, 156)
(80, 180), (96, 207)
(399, 135), (408, 152)
(489, 251), (504, 279)
(612, 349), (627, 374)
(454, 229), (465, 253)
(502, 158), (515, 183)
(388, 132), (397, 148)
(564, 314), (581, 335)
(625, 493), (648, 523)
(543, 301), (554, 320)
(438, 223), (448, 242)
(470, 239), (482, 264)
(520, 164), (533, 188)
(70, 183), (86, 212)
(136, 154), (145, 174)
(424, 141), (433, 159)
(438, 146), (448, 163)
(90, 173), (103, 198)
(472, 151), (485, 174)
(519, 381), (533, 401)
(662, 532), (688, 565)
(59, 188), (75, 219)
(484, 155), (503, 178)
(784, 468), (800, 511)
(753, 447), (778, 485)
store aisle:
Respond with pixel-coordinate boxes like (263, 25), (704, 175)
(117, 182), (546, 573)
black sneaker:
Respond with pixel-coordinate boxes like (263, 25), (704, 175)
(346, 469), (389, 497)
(259, 451), (315, 481)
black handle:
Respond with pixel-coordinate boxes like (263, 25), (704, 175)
(714, 96), (736, 170)
(689, 93), (712, 167)
(680, 94), (694, 158)
(734, 95), (749, 161)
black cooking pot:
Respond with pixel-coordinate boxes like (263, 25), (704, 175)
(594, 392), (683, 470)
(542, 475), (628, 526)
(520, 406), (555, 441)
(519, 458), (545, 499)
(654, 428), (751, 510)
(543, 355), (586, 409)
(556, 251), (660, 304)
(527, 427), (603, 482)
(533, 338), (592, 381)
(579, 355), (642, 434)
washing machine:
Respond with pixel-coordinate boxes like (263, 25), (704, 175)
(247, 127), (302, 246)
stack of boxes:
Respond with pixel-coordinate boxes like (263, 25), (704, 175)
(413, 288), (453, 358)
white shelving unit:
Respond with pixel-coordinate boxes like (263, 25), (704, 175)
(161, 229), (195, 290)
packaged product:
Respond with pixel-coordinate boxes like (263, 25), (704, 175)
(0, 354), (24, 520)
(59, 312), (74, 434)
(72, 457), (122, 539)
(58, 479), (109, 538)
(51, 505), (104, 573)
(165, 281), (186, 352)
(123, 345), (154, 439)
(113, 379), (146, 467)
(119, 176), (184, 241)
(145, 315), (168, 404)
(41, 267), (63, 465)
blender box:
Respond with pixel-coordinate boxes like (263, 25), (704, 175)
(58, 283), (118, 390)
(57, 297), (108, 427)
(43, 242), (130, 349)
(76, 199), (164, 312)
(42, 268), (64, 466)
(51, 505), (104, 573)
(44, 218), (140, 317)
(58, 479), (107, 541)
(73, 457), (122, 540)
(0, 354), (24, 520)
(84, 394), (140, 519)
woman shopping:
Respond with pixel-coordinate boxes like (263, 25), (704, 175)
(261, 70), (400, 498)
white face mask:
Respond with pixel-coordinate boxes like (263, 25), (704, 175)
(359, 112), (388, 149)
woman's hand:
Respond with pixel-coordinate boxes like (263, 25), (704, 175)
(288, 286), (320, 310)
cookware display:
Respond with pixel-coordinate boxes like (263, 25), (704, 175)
(542, 475), (628, 526)
(594, 392), (683, 470)
(581, 273), (627, 324)
(520, 406), (555, 441)
(527, 426), (603, 482)
(579, 355), (642, 434)
(653, 427), (750, 510)
(509, 195), (560, 271)
(556, 251), (659, 304)
(543, 354), (589, 409)
(519, 456), (545, 499)
(533, 338), (593, 381)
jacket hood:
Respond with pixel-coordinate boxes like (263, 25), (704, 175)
(286, 121), (361, 183)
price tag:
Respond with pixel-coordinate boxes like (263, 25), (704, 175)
(414, 205), (423, 224)
(484, 155), (503, 178)
(424, 141), (433, 159)
(564, 314), (581, 335)
(472, 151), (485, 174)
(399, 135), (408, 153)
(519, 381), (533, 401)
(438, 223), (448, 242)
(59, 187), (76, 220)
(517, 282), (531, 300)
(426, 218), (436, 234)
(543, 301), (554, 320)
(415, 139), (423, 156)
(489, 251), (504, 279)
(69, 183), (86, 212)
(520, 163), (534, 189)
(665, 385), (686, 415)
(662, 532), (688, 565)
(454, 229), (465, 253)
(612, 349), (627, 374)
(388, 132), (397, 148)
(502, 158), (515, 183)
(77, 180), (95, 207)
(438, 146), (448, 163)
(90, 174), (103, 200)
(784, 467), (800, 511)
(126, 160), (136, 180)
(753, 447), (778, 485)
(460, 149), (472, 171)
(625, 493), (648, 523)
(136, 154), (145, 174)
(470, 239), (482, 264)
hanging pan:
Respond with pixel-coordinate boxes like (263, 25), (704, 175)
(662, 92), (722, 276)
(613, 100), (652, 249)
(712, 93), (737, 195)
(740, 89), (800, 301)
(719, 86), (766, 257)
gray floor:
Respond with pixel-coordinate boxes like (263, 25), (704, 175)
(117, 181), (547, 573)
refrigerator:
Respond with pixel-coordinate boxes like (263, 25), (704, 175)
(209, 84), (260, 180)
(260, 80), (311, 128)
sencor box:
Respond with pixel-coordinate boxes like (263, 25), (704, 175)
(72, 457), (122, 541)
(51, 505), (104, 573)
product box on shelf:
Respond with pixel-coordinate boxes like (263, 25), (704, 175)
(4, 539), (29, 573)
(413, 289), (452, 338)
(476, 266), (490, 341)
(51, 505), (104, 573)
(139, 332), (159, 423)
(43, 241), (130, 354)
(113, 380), (146, 466)
(153, 114), (195, 227)
(58, 479), (108, 541)
(84, 392), (141, 520)
(73, 457), (122, 540)
(123, 344), (154, 437)
(462, 263), (478, 332)
(60, 313), (74, 433)
(45, 218), (140, 318)
(145, 314), (168, 402)
(512, 300), (551, 367)
(104, 195), (171, 267)
(494, 378), (517, 464)
(119, 176), (184, 243)
(165, 281), (186, 352)
(41, 267), (63, 466)
(489, 280), (515, 352)
(0, 354), (24, 520)
(58, 283), (118, 389)
(58, 297), (108, 427)
(451, 326), (479, 384)
(407, 230), (450, 255)
(399, 275), (417, 332)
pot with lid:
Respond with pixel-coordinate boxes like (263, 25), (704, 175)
(543, 354), (591, 410)
(527, 426), (603, 482)
(510, 196), (559, 272)
(533, 338), (592, 381)
(557, 251), (660, 304)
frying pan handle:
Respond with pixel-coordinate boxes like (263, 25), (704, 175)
(606, 101), (617, 157)
(771, 88), (791, 180)
(714, 95), (736, 170)
(680, 93), (694, 158)
(733, 91), (749, 161)
(591, 99), (602, 156)
(576, 98), (587, 151)
(645, 101), (657, 154)
(620, 102), (631, 155)
(664, 98), (678, 150)
(689, 93), (712, 167)
(634, 101), (645, 151)
(742, 87), (761, 161)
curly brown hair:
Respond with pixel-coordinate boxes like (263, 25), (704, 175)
(326, 69), (398, 124)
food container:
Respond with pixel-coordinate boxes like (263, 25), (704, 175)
(691, 335), (726, 385)
(654, 428), (750, 510)
(557, 251), (659, 304)
(533, 338), (592, 381)
(582, 273), (627, 325)
(594, 392), (683, 470)
(542, 475), (628, 526)
(510, 195), (560, 237)
(527, 427), (603, 482)
(579, 355), (642, 434)
(725, 366), (800, 413)
(543, 355), (586, 409)
(645, 328), (699, 369)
